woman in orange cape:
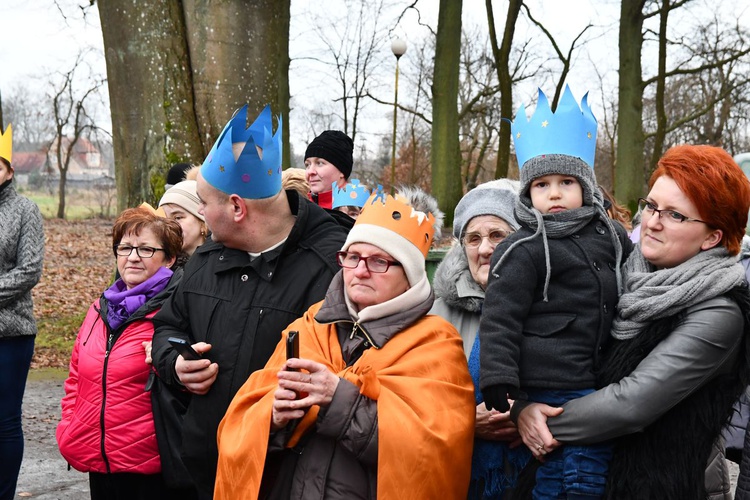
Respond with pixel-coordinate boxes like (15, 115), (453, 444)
(215, 187), (475, 499)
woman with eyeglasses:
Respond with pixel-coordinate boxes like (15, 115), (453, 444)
(57, 207), (186, 500)
(213, 187), (475, 499)
(515, 145), (750, 499)
(430, 179), (524, 499)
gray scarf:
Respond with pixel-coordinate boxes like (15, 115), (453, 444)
(492, 194), (623, 301)
(611, 246), (746, 340)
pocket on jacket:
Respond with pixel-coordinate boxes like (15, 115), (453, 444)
(523, 313), (576, 337)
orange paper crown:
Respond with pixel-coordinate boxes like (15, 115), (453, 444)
(356, 186), (435, 257)
(0, 123), (12, 164)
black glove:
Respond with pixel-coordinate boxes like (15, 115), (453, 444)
(482, 384), (517, 413)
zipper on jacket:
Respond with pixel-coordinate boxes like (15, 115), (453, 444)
(349, 322), (379, 350)
(99, 328), (114, 474)
(95, 296), (160, 474)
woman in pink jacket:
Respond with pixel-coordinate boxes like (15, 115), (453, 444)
(57, 208), (182, 500)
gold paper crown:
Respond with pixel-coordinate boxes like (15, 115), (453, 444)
(355, 187), (436, 257)
(0, 124), (12, 164)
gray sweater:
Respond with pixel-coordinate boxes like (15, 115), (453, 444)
(0, 182), (44, 338)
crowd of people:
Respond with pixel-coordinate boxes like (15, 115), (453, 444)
(3, 84), (750, 500)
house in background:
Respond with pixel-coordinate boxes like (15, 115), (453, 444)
(13, 137), (114, 190)
(12, 151), (49, 186)
(46, 137), (110, 180)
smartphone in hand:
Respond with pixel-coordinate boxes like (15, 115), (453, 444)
(286, 331), (299, 371)
(168, 337), (202, 361)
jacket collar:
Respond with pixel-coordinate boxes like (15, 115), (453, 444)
(315, 271), (434, 349)
(194, 190), (315, 280)
(432, 244), (485, 313)
(310, 188), (333, 209)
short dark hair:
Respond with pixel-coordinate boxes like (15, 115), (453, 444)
(112, 208), (183, 261)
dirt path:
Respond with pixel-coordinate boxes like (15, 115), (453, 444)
(17, 371), (89, 499)
(16, 370), (741, 499)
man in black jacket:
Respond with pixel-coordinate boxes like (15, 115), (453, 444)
(151, 106), (347, 499)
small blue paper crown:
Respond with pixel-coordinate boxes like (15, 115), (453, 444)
(201, 104), (283, 199)
(332, 179), (370, 209)
(512, 85), (597, 169)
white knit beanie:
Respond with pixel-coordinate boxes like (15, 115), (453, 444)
(341, 186), (443, 287)
(159, 180), (205, 221)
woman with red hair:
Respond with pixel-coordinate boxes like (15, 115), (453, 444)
(515, 145), (750, 499)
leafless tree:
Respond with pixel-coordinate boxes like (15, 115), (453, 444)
(643, 9), (750, 166)
(295, 0), (393, 145)
(49, 51), (105, 219)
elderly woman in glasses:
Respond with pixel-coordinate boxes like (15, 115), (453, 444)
(430, 179), (528, 499)
(213, 187), (475, 499)
(57, 207), (184, 500)
(515, 145), (750, 499)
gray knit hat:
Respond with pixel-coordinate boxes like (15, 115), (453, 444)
(453, 179), (521, 239)
(518, 154), (599, 208)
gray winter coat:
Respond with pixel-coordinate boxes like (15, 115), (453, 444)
(430, 243), (483, 358)
(540, 296), (744, 500)
(0, 182), (44, 339)
(479, 217), (632, 392)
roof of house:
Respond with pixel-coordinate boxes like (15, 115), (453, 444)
(12, 152), (47, 174)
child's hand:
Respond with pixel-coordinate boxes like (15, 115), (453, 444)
(482, 384), (516, 413)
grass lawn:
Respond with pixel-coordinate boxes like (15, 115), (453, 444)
(22, 188), (115, 220)
(33, 312), (87, 368)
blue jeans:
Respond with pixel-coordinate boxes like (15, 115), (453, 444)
(0, 336), (35, 500)
(526, 389), (612, 499)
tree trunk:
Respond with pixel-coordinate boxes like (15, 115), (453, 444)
(487, 0), (522, 180)
(99, 0), (290, 209)
(431, 0), (463, 227)
(56, 169), (67, 219)
(648, 0), (670, 174)
(183, 0), (289, 150)
(99, 0), (203, 210)
(614, 0), (647, 212)
(277, 0), (291, 167)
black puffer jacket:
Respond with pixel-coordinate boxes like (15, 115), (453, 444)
(152, 191), (347, 499)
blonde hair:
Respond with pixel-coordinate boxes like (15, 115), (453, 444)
(282, 168), (310, 197)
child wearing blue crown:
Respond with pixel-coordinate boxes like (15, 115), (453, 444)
(478, 86), (633, 499)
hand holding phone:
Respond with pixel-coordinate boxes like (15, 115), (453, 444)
(168, 337), (202, 361)
(286, 331), (299, 371)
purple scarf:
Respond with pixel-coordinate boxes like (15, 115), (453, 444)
(103, 267), (173, 330)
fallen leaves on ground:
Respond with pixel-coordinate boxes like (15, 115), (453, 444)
(32, 218), (114, 368)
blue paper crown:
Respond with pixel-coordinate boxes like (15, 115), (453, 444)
(201, 104), (283, 199)
(332, 179), (370, 209)
(512, 85), (597, 169)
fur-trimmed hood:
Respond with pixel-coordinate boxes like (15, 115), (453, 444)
(432, 243), (484, 313)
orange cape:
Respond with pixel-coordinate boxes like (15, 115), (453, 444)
(215, 300), (475, 499)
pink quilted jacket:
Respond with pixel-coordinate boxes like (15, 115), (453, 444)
(56, 300), (161, 474)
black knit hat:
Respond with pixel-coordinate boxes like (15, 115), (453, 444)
(304, 130), (354, 179)
(166, 163), (192, 188)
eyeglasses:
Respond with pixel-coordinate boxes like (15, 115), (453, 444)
(336, 251), (402, 273)
(114, 245), (166, 258)
(462, 229), (514, 248)
(637, 198), (707, 225)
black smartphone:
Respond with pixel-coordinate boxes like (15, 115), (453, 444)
(286, 331), (299, 372)
(168, 337), (202, 361)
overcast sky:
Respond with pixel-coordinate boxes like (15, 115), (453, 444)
(1, 0), (743, 158)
